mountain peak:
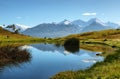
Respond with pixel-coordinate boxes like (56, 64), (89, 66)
(89, 18), (102, 23)
(87, 18), (107, 26)
(59, 19), (71, 25)
(72, 19), (86, 27)
(15, 24), (31, 30)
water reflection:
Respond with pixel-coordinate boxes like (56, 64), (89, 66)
(64, 38), (79, 53)
(63, 43), (79, 53)
(0, 45), (31, 71)
(0, 44), (104, 79)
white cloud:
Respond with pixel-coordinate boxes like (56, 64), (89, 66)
(82, 12), (97, 16)
(16, 16), (22, 19)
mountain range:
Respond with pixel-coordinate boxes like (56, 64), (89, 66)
(22, 18), (120, 38)
(1, 18), (120, 38)
(22, 22), (81, 38)
(81, 18), (111, 32)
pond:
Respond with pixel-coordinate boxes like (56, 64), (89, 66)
(0, 43), (104, 79)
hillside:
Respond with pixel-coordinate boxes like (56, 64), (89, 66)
(53, 29), (120, 47)
(0, 27), (43, 42)
(62, 29), (120, 39)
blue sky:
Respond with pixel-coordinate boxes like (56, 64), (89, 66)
(0, 0), (120, 26)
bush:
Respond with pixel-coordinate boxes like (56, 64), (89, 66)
(64, 38), (79, 53)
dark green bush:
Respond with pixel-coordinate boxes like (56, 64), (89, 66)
(64, 38), (79, 53)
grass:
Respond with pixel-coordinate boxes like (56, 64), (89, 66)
(0, 26), (61, 44)
(80, 43), (116, 57)
(64, 29), (120, 39)
(50, 29), (120, 48)
(1, 26), (120, 44)
(51, 44), (120, 79)
(0, 26), (46, 43)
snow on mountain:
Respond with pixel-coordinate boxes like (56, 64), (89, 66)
(71, 18), (111, 33)
(22, 18), (120, 38)
(81, 18), (110, 32)
(3, 24), (30, 33)
(86, 18), (107, 26)
(59, 19), (71, 25)
(15, 24), (30, 31)
(106, 21), (120, 29)
(22, 23), (81, 38)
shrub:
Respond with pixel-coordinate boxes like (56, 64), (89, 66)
(64, 38), (79, 53)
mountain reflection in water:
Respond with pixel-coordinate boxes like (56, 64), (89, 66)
(0, 44), (104, 79)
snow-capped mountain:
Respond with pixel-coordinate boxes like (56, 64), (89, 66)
(15, 24), (30, 32)
(3, 24), (30, 33)
(59, 19), (71, 25)
(81, 18), (111, 32)
(22, 22), (81, 38)
(86, 18), (107, 26)
(22, 18), (120, 38)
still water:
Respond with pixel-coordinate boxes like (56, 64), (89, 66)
(0, 44), (104, 79)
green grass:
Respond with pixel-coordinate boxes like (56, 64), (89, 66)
(0, 27), (47, 43)
(64, 29), (120, 39)
(80, 43), (116, 57)
(51, 29), (120, 48)
(51, 45), (120, 79)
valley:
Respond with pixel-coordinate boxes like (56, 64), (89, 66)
(1, 18), (120, 79)
(1, 0), (120, 79)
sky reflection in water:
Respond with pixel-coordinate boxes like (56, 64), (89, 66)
(0, 44), (104, 79)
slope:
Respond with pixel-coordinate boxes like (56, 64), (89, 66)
(0, 27), (43, 42)
(63, 29), (120, 39)
(53, 29), (120, 46)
